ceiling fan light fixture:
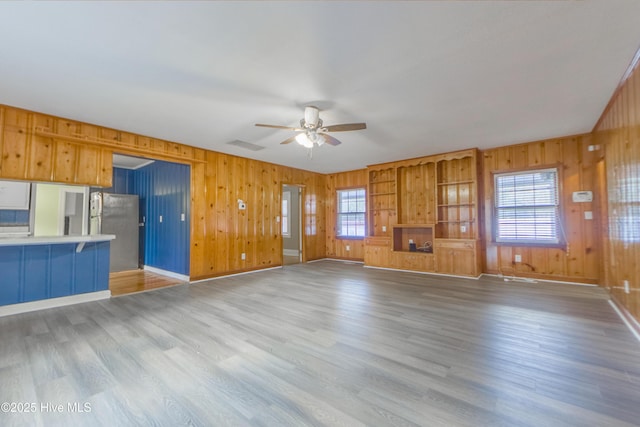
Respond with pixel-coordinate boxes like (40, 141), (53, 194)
(304, 106), (320, 127)
(295, 132), (314, 148)
(312, 132), (325, 146)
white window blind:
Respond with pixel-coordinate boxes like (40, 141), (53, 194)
(494, 168), (560, 244)
(337, 188), (366, 238)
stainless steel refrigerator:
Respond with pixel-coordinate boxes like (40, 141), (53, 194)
(90, 192), (139, 272)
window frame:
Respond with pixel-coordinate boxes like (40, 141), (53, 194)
(336, 187), (366, 240)
(492, 166), (564, 247)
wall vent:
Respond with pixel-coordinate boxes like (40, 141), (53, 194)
(226, 140), (265, 152)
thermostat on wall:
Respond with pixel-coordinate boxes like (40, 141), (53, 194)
(572, 191), (593, 202)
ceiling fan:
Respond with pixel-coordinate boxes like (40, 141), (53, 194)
(255, 106), (366, 149)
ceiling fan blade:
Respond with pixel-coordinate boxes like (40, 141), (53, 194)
(280, 135), (298, 145)
(255, 123), (302, 131)
(320, 133), (342, 146)
(322, 123), (367, 132)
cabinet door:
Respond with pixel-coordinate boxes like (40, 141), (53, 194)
(435, 240), (478, 276)
(396, 253), (435, 272)
(1, 109), (30, 179)
(364, 243), (389, 267)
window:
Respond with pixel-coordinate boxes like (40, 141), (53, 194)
(337, 188), (366, 238)
(494, 168), (560, 244)
(282, 191), (290, 237)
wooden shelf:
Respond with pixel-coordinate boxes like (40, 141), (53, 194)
(437, 180), (474, 186)
(365, 149), (480, 276)
(392, 250), (434, 255)
(392, 224), (434, 252)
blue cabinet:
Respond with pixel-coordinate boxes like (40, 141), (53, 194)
(0, 241), (111, 306)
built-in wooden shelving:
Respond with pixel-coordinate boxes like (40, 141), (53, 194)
(364, 148), (480, 277)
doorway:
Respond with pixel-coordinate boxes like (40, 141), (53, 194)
(60, 187), (89, 236)
(282, 184), (303, 265)
(107, 154), (191, 295)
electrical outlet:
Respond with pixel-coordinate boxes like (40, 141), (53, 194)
(460, 225), (467, 233)
(514, 254), (522, 263)
(159, 215), (163, 223)
(624, 280), (630, 294)
(584, 211), (593, 220)
(382, 226), (386, 232)
(241, 253), (246, 260)
(181, 213), (185, 222)
(346, 245), (350, 251)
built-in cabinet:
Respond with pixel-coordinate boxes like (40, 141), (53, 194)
(364, 148), (481, 277)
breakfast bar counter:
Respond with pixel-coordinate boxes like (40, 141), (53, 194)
(0, 234), (115, 308)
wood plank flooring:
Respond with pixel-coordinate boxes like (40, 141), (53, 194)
(109, 269), (187, 296)
(1, 260), (640, 426)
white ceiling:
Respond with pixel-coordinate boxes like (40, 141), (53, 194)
(1, 1), (639, 174)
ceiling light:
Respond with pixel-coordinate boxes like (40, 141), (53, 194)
(311, 133), (325, 146)
(295, 133), (314, 148)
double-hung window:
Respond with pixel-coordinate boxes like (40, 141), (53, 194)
(494, 168), (560, 244)
(282, 191), (290, 237)
(337, 188), (366, 238)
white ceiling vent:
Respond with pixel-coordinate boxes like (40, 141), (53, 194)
(226, 140), (265, 152)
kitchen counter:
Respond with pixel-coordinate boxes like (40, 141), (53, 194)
(0, 234), (115, 246)
(0, 235), (114, 309)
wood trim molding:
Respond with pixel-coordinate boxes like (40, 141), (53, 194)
(35, 129), (205, 164)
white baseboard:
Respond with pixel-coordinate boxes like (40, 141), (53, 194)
(283, 249), (300, 256)
(190, 266), (282, 284)
(143, 265), (190, 282)
(363, 264), (481, 280)
(0, 290), (111, 318)
(310, 258), (364, 265)
(481, 273), (598, 287)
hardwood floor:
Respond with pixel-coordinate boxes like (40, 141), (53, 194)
(109, 269), (187, 296)
(1, 260), (639, 426)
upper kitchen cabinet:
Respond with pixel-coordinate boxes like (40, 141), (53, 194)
(0, 106), (113, 186)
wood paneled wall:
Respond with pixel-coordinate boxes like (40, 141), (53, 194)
(190, 152), (326, 280)
(325, 169), (368, 260)
(481, 134), (601, 284)
(0, 104), (327, 282)
(594, 59), (640, 321)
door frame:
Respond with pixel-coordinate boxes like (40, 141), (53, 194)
(282, 184), (304, 263)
